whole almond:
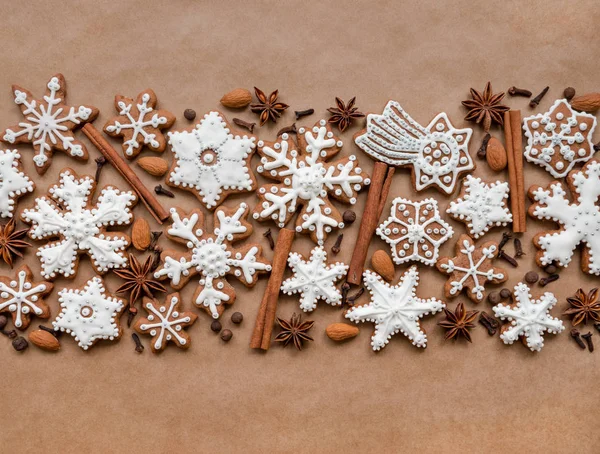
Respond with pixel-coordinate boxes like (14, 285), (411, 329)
(570, 93), (600, 112)
(486, 137), (507, 171)
(132, 218), (152, 251)
(28, 329), (60, 351)
(371, 250), (395, 282)
(220, 88), (252, 109)
(137, 157), (169, 177)
(326, 323), (359, 342)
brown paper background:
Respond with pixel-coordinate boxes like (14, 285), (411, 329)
(1, 1), (599, 452)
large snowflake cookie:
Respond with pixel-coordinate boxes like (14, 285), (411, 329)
(154, 203), (271, 319)
(0, 265), (53, 330)
(166, 111), (256, 210)
(446, 175), (512, 238)
(281, 246), (348, 312)
(346, 266), (445, 351)
(354, 101), (474, 194)
(528, 159), (600, 275)
(53, 276), (125, 350)
(253, 120), (370, 244)
(1, 74), (99, 174)
(0, 149), (34, 218)
(436, 234), (507, 303)
(493, 282), (564, 352)
(523, 99), (597, 178)
(376, 197), (453, 266)
(21, 168), (137, 279)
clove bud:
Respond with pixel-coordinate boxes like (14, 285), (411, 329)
(479, 311), (499, 336)
(582, 332), (594, 352)
(331, 234), (343, 255)
(508, 86), (532, 97)
(570, 329), (586, 349)
(530, 86), (550, 108)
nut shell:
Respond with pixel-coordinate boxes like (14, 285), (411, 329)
(326, 323), (359, 342)
(570, 93), (600, 112)
(132, 218), (152, 251)
(28, 329), (60, 351)
(486, 137), (507, 171)
(137, 157), (169, 177)
(220, 88), (252, 109)
(371, 250), (395, 282)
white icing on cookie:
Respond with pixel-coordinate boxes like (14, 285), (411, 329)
(0, 266), (51, 329)
(0, 149), (34, 218)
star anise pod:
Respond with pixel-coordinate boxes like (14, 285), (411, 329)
(438, 302), (479, 342)
(275, 313), (314, 350)
(250, 87), (289, 126)
(0, 218), (31, 268)
(564, 288), (600, 326)
(114, 254), (166, 307)
(327, 97), (365, 132)
(461, 82), (510, 133)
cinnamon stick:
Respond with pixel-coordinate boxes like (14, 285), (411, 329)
(82, 124), (170, 224)
(377, 167), (395, 219)
(509, 110), (526, 232)
(503, 111), (525, 233)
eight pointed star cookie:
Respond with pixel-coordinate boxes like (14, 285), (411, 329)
(0, 149), (34, 218)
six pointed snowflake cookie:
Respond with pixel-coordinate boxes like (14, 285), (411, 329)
(376, 197), (453, 266)
(104, 89), (176, 159)
(0, 149), (34, 218)
(154, 203), (271, 319)
(21, 168), (137, 279)
(166, 111), (256, 210)
(253, 120), (370, 244)
(528, 159), (600, 275)
(493, 282), (564, 352)
(436, 234), (507, 303)
(523, 99), (597, 178)
(280, 246), (348, 312)
(354, 101), (474, 194)
(53, 276), (125, 350)
(446, 175), (512, 238)
(1, 74), (99, 174)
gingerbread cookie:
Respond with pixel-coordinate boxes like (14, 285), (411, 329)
(1, 74), (98, 174)
(104, 89), (176, 159)
(354, 101), (474, 195)
(21, 168), (137, 279)
(436, 234), (507, 303)
(253, 120), (370, 244)
(0, 149), (34, 218)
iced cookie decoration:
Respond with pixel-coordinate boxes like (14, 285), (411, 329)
(253, 120), (370, 244)
(0, 149), (34, 218)
(436, 234), (507, 303)
(166, 111), (256, 210)
(0, 265), (53, 330)
(280, 246), (348, 312)
(21, 169), (137, 279)
(53, 276), (124, 350)
(528, 159), (600, 275)
(103, 89), (176, 159)
(346, 266), (445, 351)
(523, 99), (597, 178)
(493, 283), (564, 352)
(376, 197), (453, 266)
(354, 101), (473, 195)
(154, 203), (271, 319)
(446, 175), (512, 239)
(1, 74), (99, 174)
(133, 293), (198, 353)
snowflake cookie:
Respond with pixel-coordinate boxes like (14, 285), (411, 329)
(21, 168), (137, 279)
(166, 111), (256, 210)
(154, 203), (271, 319)
(528, 159), (600, 275)
(280, 246), (348, 312)
(354, 101), (474, 195)
(253, 120), (370, 244)
(1, 74), (99, 174)
(436, 234), (507, 303)
(0, 149), (34, 218)
(133, 293), (198, 353)
(0, 265), (53, 330)
(493, 282), (564, 352)
(376, 197), (453, 266)
(523, 99), (597, 178)
(346, 266), (445, 351)
(53, 276), (125, 350)
(446, 175), (512, 239)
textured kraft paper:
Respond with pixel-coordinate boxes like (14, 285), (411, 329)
(1, 1), (600, 452)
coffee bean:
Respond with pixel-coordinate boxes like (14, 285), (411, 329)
(342, 210), (356, 225)
(12, 336), (28, 352)
(545, 264), (558, 275)
(487, 291), (501, 304)
(210, 320), (222, 333)
(525, 271), (539, 284)
(220, 329), (233, 342)
(231, 312), (243, 324)
(499, 288), (512, 299)
(184, 109), (196, 121)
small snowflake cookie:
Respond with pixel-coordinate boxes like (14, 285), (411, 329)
(0, 149), (34, 218)
(493, 282), (565, 352)
(281, 246), (348, 312)
(154, 203), (271, 319)
(21, 168), (137, 279)
(346, 266), (445, 351)
(436, 234), (507, 303)
(0, 265), (53, 330)
(133, 293), (198, 353)
(446, 175), (512, 238)
(523, 99), (597, 178)
(376, 197), (453, 266)
(253, 120), (370, 244)
(528, 159), (600, 275)
(166, 111), (256, 210)
(354, 101), (474, 195)
(1, 74), (99, 174)
(53, 276), (125, 350)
